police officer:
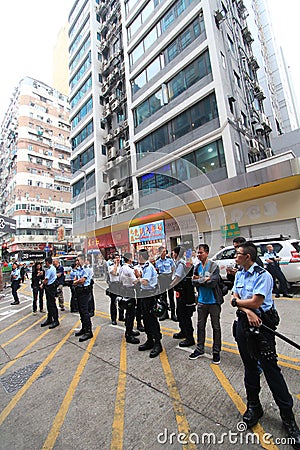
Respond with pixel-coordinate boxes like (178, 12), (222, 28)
(119, 252), (140, 344)
(73, 255), (93, 342)
(156, 246), (177, 321)
(170, 246), (195, 347)
(41, 257), (59, 329)
(84, 258), (95, 316)
(10, 262), (21, 305)
(135, 249), (162, 358)
(232, 242), (300, 448)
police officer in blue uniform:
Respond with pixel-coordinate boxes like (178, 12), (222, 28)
(156, 246), (177, 321)
(41, 257), (59, 328)
(73, 255), (93, 342)
(232, 242), (300, 448)
(135, 249), (162, 358)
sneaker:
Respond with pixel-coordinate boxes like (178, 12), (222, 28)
(212, 352), (220, 364)
(111, 321), (117, 325)
(189, 349), (204, 360)
(33, 311), (37, 315)
(40, 309), (45, 313)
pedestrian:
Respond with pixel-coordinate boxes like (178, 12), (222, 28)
(135, 249), (163, 358)
(84, 258), (95, 316)
(31, 262), (45, 314)
(190, 244), (223, 364)
(231, 241), (300, 447)
(119, 252), (140, 344)
(41, 257), (59, 329)
(69, 262), (79, 312)
(10, 262), (21, 305)
(156, 246), (177, 321)
(107, 252), (122, 325)
(264, 244), (292, 298)
(20, 263), (26, 283)
(53, 258), (65, 311)
(73, 255), (93, 342)
(170, 246), (195, 347)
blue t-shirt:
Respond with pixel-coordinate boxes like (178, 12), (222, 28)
(196, 262), (216, 305)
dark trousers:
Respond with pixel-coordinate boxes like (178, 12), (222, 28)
(109, 293), (118, 322)
(176, 298), (195, 341)
(135, 298), (143, 324)
(88, 281), (95, 315)
(70, 286), (78, 312)
(266, 264), (289, 295)
(141, 296), (162, 342)
(159, 274), (176, 313)
(45, 284), (58, 322)
(196, 303), (221, 353)
(125, 299), (136, 336)
(32, 286), (44, 312)
(76, 288), (92, 331)
(11, 280), (20, 303)
(236, 318), (293, 410)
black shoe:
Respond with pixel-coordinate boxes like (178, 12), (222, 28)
(243, 402), (264, 428)
(159, 313), (169, 321)
(281, 410), (300, 450)
(171, 314), (178, 322)
(79, 331), (93, 342)
(149, 342), (163, 358)
(138, 340), (154, 351)
(60, 307), (65, 311)
(275, 294), (280, 298)
(41, 320), (53, 327)
(89, 311), (95, 317)
(179, 339), (195, 348)
(119, 316), (125, 322)
(283, 293), (293, 298)
(49, 321), (59, 329)
(126, 335), (140, 344)
(137, 323), (145, 332)
(173, 332), (185, 339)
(131, 330), (140, 337)
(10, 301), (20, 305)
(75, 328), (85, 337)
(111, 321), (117, 325)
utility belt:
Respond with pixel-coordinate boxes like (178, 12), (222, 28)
(138, 287), (157, 298)
(75, 285), (91, 293)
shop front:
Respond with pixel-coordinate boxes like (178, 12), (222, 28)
(95, 229), (130, 260)
(165, 216), (199, 256)
(129, 220), (166, 258)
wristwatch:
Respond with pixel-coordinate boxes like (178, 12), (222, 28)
(231, 298), (238, 307)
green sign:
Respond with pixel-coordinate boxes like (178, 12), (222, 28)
(221, 223), (240, 238)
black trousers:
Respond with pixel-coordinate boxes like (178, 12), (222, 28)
(70, 286), (78, 312)
(45, 284), (58, 322)
(236, 317), (293, 410)
(88, 281), (95, 314)
(266, 264), (289, 294)
(159, 274), (176, 313)
(32, 286), (44, 311)
(76, 288), (92, 331)
(125, 299), (136, 336)
(11, 280), (20, 303)
(176, 300), (195, 341)
(141, 295), (162, 342)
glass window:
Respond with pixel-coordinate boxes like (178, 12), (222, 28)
(172, 110), (190, 139)
(146, 58), (161, 81)
(135, 101), (151, 126)
(137, 134), (153, 159)
(129, 15), (141, 38)
(162, 9), (175, 32)
(149, 90), (164, 115)
(168, 71), (186, 100)
(152, 126), (169, 151)
(142, 1), (154, 23)
(131, 42), (144, 65)
(132, 72), (147, 94)
(140, 172), (156, 195)
(180, 28), (192, 50)
(166, 40), (179, 63)
(195, 142), (219, 174)
(144, 27), (157, 51)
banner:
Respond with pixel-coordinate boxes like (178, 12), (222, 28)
(0, 215), (16, 233)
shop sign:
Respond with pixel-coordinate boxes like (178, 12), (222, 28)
(129, 220), (165, 243)
(220, 223), (240, 238)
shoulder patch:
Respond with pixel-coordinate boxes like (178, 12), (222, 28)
(254, 265), (266, 275)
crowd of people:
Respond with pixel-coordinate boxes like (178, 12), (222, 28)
(3, 240), (299, 447)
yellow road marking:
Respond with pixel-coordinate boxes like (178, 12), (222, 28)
(0, 320), (81, 427)
(211, 364), (278, 450)
(2, 315), (48, 347)
(42, 327), (100, 450)
(0, 312), (33, 335)
(160, 350), (197, 450)
(296, 394), (300, 400)
(0, 317), (66, 377)
(110, 335), (127, 450)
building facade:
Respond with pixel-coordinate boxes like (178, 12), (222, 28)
(69, 0), (300, 257)
(0, 76), (73, 260)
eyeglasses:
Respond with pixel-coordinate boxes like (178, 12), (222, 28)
(235, 252), (247, 256)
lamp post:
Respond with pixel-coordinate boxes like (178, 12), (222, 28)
(77, 169), (87, 258)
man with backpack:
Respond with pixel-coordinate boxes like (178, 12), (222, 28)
(190, 244), (224, 364)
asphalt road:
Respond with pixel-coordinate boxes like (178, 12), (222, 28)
(0, 280), (299, 450)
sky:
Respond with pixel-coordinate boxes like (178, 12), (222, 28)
(0, 0), (299, 123)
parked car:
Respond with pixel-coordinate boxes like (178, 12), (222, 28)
(211, 236), (300, 283)
(58, 255), (78, 286)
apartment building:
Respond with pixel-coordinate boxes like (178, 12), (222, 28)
(69, 0), (300, 256)
(0, 76), (72, 260)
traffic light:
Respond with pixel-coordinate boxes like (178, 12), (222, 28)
(2, 243), (8, 260)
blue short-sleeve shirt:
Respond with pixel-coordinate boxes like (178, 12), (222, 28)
(75, 266), (91, 286)
(46, 265), (57, 286)
(141, 262), (157, 290)
(156, 257), (174, 274)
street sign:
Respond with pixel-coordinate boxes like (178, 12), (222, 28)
(221, 222), (240, 239)
(0, 215), (16, 233)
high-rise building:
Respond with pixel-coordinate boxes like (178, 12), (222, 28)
(53, 24), (70, 97)
(0, 76), (72, 260)
(69, 0), (300, 257)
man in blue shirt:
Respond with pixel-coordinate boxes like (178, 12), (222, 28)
(41, 257), (59, 329)
(10, 262), (21, 305)
(232, 242), (300, 447)
(156, 246), (177, 321)
(135, 249), (162, 358)
(190, 244), (222, 364)
(264, 244), (292, 298)
(73, 255), (93, 342)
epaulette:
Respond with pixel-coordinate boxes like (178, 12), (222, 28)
(254, 265), (266, 275)
(129, 264), (134, 269)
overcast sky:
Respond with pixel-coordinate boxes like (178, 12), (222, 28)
(0, 0), (299, 123)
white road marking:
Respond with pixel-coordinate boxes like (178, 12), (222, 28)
(0, 304), (32, 322)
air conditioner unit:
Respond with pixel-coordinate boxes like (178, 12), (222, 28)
(124, 141), (130, 148)
(124, 194), (133, 204)
(259, 112), (271, 130)
(106, 161), (114, 170)
(264, 147), (273, 158)
(110, 178), (118, 188)
(115, 156), (124, 165)
(249, 138), (260, 154)
(104, 134), (113, 143)
(117, 186), (126, 195)
(103, 204), (110, 217)
(110, 201), (116, 214)
(111, 101), (119, 110)
(108, 146), (116, 160)
(109, 94), (116, 103)
(123, 120), (128, 128)
(114, 127), (120, 136)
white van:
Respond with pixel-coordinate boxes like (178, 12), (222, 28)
(211, 237), (300, 283)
